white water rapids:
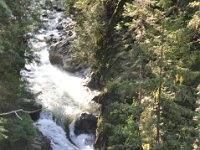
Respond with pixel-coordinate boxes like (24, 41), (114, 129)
(20, 2), (99, 150)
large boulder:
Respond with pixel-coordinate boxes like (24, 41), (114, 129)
(74, 113), (98, 135)
(48, 31), (85, 72)
(49, 50), (64, 65)
(50, 39), (70, 52)
(49, 40), (70, 65)
(87, 72), (104, 90)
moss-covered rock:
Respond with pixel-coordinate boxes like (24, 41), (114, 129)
(74, 113), (97, 135)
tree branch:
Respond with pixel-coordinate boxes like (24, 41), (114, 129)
(15, 112), (23, 120)
(0, 107), (47, 119)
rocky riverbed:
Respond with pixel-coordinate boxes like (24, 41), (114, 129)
(38, 0), (85, 73)
(21, 0), (100, 150)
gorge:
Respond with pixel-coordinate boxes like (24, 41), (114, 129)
(20, 0), (99, 150)
(0, 0), (200, 150)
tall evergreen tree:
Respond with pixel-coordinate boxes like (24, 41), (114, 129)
(0, 0), (40, 148)
(64, 0), (200, 149)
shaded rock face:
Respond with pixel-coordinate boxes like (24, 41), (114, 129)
(49, 49), (64, 65)
(30, 103), (43, 121)
(94, 132), (107, 150)
(87, 72), (104, 90)
(74, 113), (98, 135)
(31, 129), (52, 150)
(21, 102), (42, 121)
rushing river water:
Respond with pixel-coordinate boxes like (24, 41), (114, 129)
(20, 2), (99, 150)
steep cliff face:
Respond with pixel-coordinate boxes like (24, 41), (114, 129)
(31, 130), (52, 150)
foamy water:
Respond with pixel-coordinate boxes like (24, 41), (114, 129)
(24, 40), (98, 116)
(35, 113), (78, 150)
(70, 121), (95, 150)
(20, 3), (99, 149)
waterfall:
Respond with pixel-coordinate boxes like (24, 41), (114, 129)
(20, 1), (99, 149)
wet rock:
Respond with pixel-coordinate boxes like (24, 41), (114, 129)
(56, 7), (64, 12)
(74, 113), (98, 135)
(64, 22), (76, 31)
(49, 50), (63, 65)
(50, 0), (64, 12)
(56, 3), (64, 12)
(50, 40), (70, 52)
(47, 35), (61, 43)
(49, 39), (71, 66)
(44, 35), (52, 43)
(52, 37), (59, 43)
(87, 72), (104, 90)
(56, 24), (64, 30)
(67, 31), (73, 36)
(52, 4), (58, 10)
(30, 103), (43, 121)
(42, 10), (48, 17)
(31, 129), (52, 150)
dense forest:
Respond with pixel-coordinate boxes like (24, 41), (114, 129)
(0, 0), (41, 149)
(0, 0), (200, 150)
(65, 0), (200, 149)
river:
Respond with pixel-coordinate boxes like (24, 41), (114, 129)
(20, 1), (99, 149)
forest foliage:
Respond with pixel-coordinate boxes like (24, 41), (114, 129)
(0, 0), (40, 148)
(65, 0), (200, 149)
(0, 0), (199, 149)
